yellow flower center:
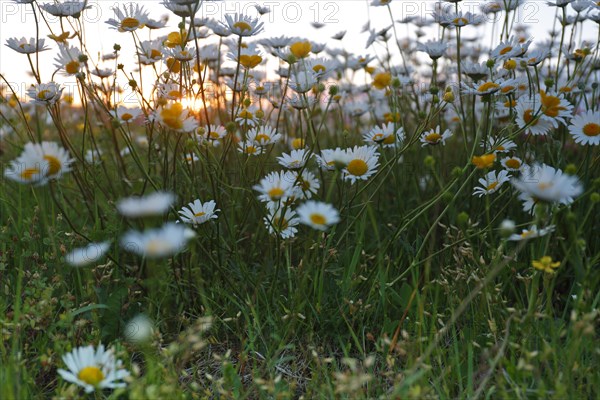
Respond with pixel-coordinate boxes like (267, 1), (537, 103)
(245, 145), (257, 154)
(193, 212), (206, 218)
(347, 159), (368, 176)
(310, 213), (326, 226)
(486, 181), (499, 191)
(477, 82), (500, 93)
(499, 46), (513, 55)
(255, 133), (270, 143)
(150, 49), (162, 59)
(540, 90), (566, 118)
(44, 155), (62, 176)
(537, 182), (552, 190)
(37, 89), (50, 100)
(504, 100), (517, 108)
(167, 90), (182, 99)
(65, 60), (80, 75)
(209, 131), (221, 139)
(453, 17), (468, 25)
(582, 123), (600, 137)
(523, 109), (538, 125)
(520, 230), (534, 239)
(291, 138), (304, 149)
(501, 85), (515, 94)
(20, 167), (40, 181)
(268, 187), (285, 200)
(234, 21), (252, 32)
(313, 64), (326, 73)
(290, 41), (312, 58)
(238, 109), (253, 119)
(471, 153), (496, 169)
(425, 133), (441, 143)
(372, 72), (391, 90)
(372, 133), (384, 142)
(160, 102), (184, 130)
(146, 240), (170, 256)
(505, 159), (521, 169)
(273, 217), (289, 231)
(78, 366), (105, 386)
(121, 17), (141, 30)
(383, 134), (396, 145)
(121, 112), (133, 121)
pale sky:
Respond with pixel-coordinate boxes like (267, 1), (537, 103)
(0, 0), (592, 102)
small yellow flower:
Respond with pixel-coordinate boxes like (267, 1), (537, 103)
(532, 256), (561, 274)
(239, 54), (263, 69)
(472, 153), (496, 169)
(372, 72), (391, 90)
(290, 41), (311, 59)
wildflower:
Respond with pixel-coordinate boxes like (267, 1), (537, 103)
(154, 102), (198, 132)
(316, 148), (350, 171)
(462, 80), (502, 96)
(290, 40), (312, 58)
(121, 223), (190, 258)
(40, 0), (89, 18)
(538, 90), (573, 126)
(247, 125), (282, 146)
(290, 71), (318, 94)
(291, 170), (320, 199)
(372, 72), (391, 90)
(85, 149), (103, 165)
(277, 149), (312, 170)
(472, 153), (496, 169)
(5, 37), (49, 54)
(532, 256), (561, 273)
(54, 45), (84, 75)
(105, 3), (149, 32)
(508, 225), (555, 241)
(515, 100), (554, 136)
(512, 163), (582, 205)
(263, 205), (300, 239)
(65, 241), (111, 267)
(420, 126), (453, 146)
(224, 13), (264, 36)
(238, 140), (263, 156)
(501, 156), (524, 171)
(178, 199), (219, 226)
(235, 107), (260, 127)
(568, 109), (600, 145)
(297, 201), (340, 231)
(490, 35), (531, 60)
(110, 105), (143, 124)
(27, 82), (63, 105)
(485, 137), (517, 154)
(363, 122), (405, 148)
(304, 57), (339, 78)
(203, 125), (227, 142)
(137, 39), (164, 64)
(342, 145), (380, 184)
(57, 343), (129, 393)
(161, 0), (201, 17)
(117, 191), (175, 218)
(472, 170), (511, 197)
(253, 171), (298, 203)
(416, 40), (448, 59)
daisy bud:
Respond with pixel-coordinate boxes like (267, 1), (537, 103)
(486, 59), (495, 68)
(451, 166), (463, 178)
(432, 95), (440, 104)
(424, 155), (435, 168)
(566, 211), (577, 223)
(443, 89), (455, 103)
(442, 192), (453, 203)
(544, 77), (554, 88)
(499, 219), (515, 238)
(590, 193), (600, 203)
(392, 78), (401, 88)
(117, 63), (124, 70)
(429, 86), (439, 95)
(129, 79), (137, 89)
(329, 85), (339, 96)
(225, 122), (237, 133)
(456, 212), (469, 229)
(255, 109), (264, 118)
(503, 59), (516, 70)
(243, 98), (252, 108)
(592, 82), (598, 90)
(565, 164), (577, 175)
(113, 44), (121, 52)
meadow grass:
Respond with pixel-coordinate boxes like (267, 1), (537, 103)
(1, 0), (599, 398)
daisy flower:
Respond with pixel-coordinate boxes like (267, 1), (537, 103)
(363, 122), (405, 148)
(40, 0), (89, 17)
(485, 137), (517, 154)
(65, 241), (111, 267)
(54, 45), (84, 75)
(202, 125), (228, 142)
(238, 140), (263, 156)
(235, 107), (260, 127)
(490, 35), (531, 60)
(568, 109), (600, 145)
(178, 199), (219, 226)
(316, 148), (349, 171)
(121, 223), (190, 258)
(105, 3), (149, 32)
(290, 71), (318, 94)
(303, 57), (339, 78)
(57, 343), (129, 393)
(5, 37), (49, 54)
(247, 125), (282, 146)
(117, 191), (175, 218)
(420, 126), (453, 146)
(536, 90), (573, 126)
(253, 171), (298, 203)
(508, 225), (555, 241)
(291, 170), (320, 199)
(137, 39), (164, 65)
(26, 82), (63, 105)
(157, 82), (185, 100)
(462, 80), (502, 96)
(154, 102), (198, 132)
(514, 100), (554, 136)
(263, 205), (300, 239)
(511, 163), (583, 205)
(161, 0), (201, 17)
(501, 156), (525, 171)
(84, 149), (103, 165)
(223, 13), (264, 37)
(416, 39), (448, 59)
(277, 149), (312, 170)
(297, 201), (340, 231)
(343, 145), (380, 184)
(472, 170), (511, 197)
(37, 141), (74, 180)
(110, 105), (143, 124)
